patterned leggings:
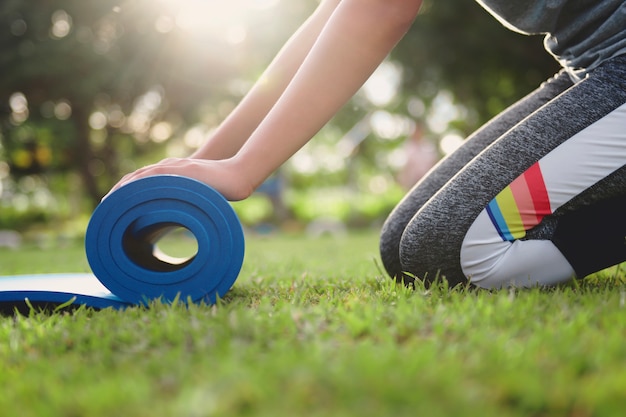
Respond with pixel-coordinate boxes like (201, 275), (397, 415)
(380, 54), (626, 288)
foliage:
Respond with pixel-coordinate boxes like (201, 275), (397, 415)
(0, 0), (313, 207)
(1, 232), (626, 416)
(393, 0), (561, 131)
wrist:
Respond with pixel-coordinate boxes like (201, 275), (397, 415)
(220, 156), (257, 201)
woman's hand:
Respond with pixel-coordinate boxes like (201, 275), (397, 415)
(105, 157), (254, 202)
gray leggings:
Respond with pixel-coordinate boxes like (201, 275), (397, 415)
(380, 54), (626, 288)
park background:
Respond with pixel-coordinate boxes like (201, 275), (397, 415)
(0, 0), (561, 244)
(3, 3), (626, 417)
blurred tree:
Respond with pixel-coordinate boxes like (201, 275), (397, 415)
(0, 0), (311, 207)
(392, 0), (560, 132)
(1, 0), (166, 203)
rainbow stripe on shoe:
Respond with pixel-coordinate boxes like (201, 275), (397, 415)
(486, 162), (553, 241)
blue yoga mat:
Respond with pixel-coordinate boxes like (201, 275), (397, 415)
(0, 175), (245, 311)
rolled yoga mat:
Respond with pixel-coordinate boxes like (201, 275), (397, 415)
(0, 175), (245, 311)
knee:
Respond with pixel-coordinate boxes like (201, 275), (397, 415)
(399, 214), (467, 286)
(379, 214), (407, 283)
(397, 222), (430, 282)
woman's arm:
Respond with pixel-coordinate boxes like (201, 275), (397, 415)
(110, 0), (422, 200)
(230, 0), (422, 195)
(191, 0), (342, 160)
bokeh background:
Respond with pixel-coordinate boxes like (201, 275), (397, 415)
(0, 0), (560, 245)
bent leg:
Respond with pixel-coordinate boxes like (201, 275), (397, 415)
(398, 55), (626, 287)
(380, 70), (573, 282)
(462, 145), (626, 288)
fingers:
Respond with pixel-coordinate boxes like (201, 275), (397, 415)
(103, 157), (252, 202)
(104, 158), (189, 200)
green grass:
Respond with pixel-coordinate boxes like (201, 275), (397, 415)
(1, 231), (626, 417)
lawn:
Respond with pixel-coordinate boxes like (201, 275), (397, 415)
(1, 231), (625, 417)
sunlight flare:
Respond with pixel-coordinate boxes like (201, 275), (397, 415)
(155, 0), (279, 43)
